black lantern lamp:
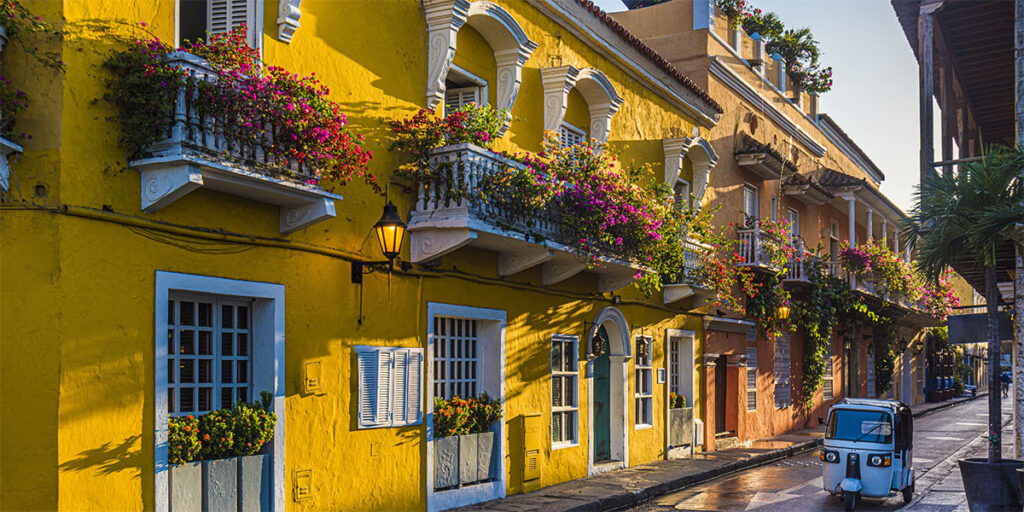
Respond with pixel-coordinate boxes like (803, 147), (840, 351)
(374, 201), (406, 267)
(352, 200), (411, 284)
(777, 303), (791, 321)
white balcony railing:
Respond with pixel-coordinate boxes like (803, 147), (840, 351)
(128, 52), (342, 234)
(664, 237), (712, 305)
(407, 143), (641, 292)
(784, 239), (808, 282)
(737, 223), (770, 268)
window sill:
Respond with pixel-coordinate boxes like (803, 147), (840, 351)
(551, 440), (579, 451)
(634, 424), (653, 431)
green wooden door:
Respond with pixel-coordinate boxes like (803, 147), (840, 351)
(594, 349), (611, 461)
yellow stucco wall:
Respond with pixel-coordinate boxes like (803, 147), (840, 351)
(1, 1), (717, 511)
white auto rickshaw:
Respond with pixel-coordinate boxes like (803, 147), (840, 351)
(819, 399), (915, 510)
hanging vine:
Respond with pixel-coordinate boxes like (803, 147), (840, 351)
(873, 316), (897, 395)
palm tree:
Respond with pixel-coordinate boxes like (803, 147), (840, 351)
(903, 144), (1024, 463)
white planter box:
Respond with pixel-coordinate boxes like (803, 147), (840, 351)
(168, 454), (270, 512)
(669, 407), (694, 447)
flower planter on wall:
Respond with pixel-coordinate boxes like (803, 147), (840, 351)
(168, 454), (271, 512)
(434, 432), (499, 491)
(669, 407), (694, 447)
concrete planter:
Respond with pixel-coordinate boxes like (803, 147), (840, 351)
(434, 432), (498, 490)
(669, 407), (694, 447)
(168, 454), (271, 512)
(959, 458), (1024, 511)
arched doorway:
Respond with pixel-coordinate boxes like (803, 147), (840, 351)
(586, 307), (631, 474)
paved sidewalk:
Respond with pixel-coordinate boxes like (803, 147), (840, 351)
(449, 394), (983, 512)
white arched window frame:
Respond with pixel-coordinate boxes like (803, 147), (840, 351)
(423, 0), (538, 134)
(662, 136), (718, 211)
(541, 66), (624, 146)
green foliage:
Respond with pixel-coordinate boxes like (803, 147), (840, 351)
(168, 414), (201, 465)
(168, 393), (277, 465)
(433, 393), (503, 438)
(231, 400), (277, 456)
(873, 319), (897, 396)
(103, 37), (183, 158)
(669, 392), (687, 409)
(197, 409), (235, 460)
(0, 1), (63, 70)
(793, 258), (847, 406)
(904, 144), (1024, 280)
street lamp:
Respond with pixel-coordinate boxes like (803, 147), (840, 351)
(351, 200), (409, 284)
(777, 303), (791, 321)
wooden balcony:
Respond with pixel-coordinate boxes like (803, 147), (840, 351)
(127, 52), (342, 234)
(407, 143), (641, 292)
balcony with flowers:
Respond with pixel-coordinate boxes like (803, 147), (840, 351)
(389, 106), (703, 294)
(736, 218), (796, 272)
(837, 241), (958, 322)
(105, 27), (376, 234)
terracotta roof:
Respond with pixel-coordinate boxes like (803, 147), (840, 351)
(814, 168), (866, 189)
(735, 135), (799, 174)
(571, 0), (725, 114)
(783, 172), (834, 199)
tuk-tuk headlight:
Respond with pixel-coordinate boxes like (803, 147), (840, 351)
(820, 449), (840, 463)
(867, 453), (891, 467)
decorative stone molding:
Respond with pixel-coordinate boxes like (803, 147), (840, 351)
(0, 136), (23, 192)
(663, 135), (718, 210)
(726, 353), (748, 367)
(277, 0), (301, 42)
(542, 261), (586, 286)
(498, 248), (553, 277)
(541, 66), (579, 132)
(410, 227), (476, 263)
(703, 315), (755, 333)
(132, 155), (342, 235)
(424, 0), (470, 109)
(541, 66), (623, 145)
(423, 0), (537, 127)
(702, 353), (720, 367)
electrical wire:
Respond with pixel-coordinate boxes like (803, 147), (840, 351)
(1, 201), (704, 316)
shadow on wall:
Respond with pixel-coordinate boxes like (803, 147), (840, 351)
(59, 434), (143, 478)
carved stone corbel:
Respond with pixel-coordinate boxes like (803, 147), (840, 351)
(277, 0), (301, 43)
(423, 0), (470, 109)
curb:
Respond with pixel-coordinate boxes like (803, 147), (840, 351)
(912, 392), (987, 419)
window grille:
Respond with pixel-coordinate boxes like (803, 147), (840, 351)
(635, 336), (653, 427)
(432, 316), (478, 399)
(551, 335), (578, 444)
(168, 295), (252, 416)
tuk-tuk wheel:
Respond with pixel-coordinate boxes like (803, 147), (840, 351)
(902, 483), (914, 504)
(843, 491), (859, 511)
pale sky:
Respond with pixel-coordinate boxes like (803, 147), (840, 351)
(591, 0), (923, 212)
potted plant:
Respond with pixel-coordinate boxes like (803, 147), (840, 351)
(905, 145), (1024, 510)
(167, 392), (277, 511)
(668, 393), (694, 448)
(433, 393), (502, 490)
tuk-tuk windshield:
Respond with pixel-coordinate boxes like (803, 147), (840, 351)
(826, 409), (893, 444)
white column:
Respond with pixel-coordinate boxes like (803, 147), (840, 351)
(894, 229), (900, 254)
(882, 218), (888, 243)
(867, 208), (874, 241)
(847, 197), (857, 247)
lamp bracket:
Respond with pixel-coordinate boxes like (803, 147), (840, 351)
(351, 259), (413, 284)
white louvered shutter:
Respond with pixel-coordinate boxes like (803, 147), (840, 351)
(559, 123), (585, 147)
(445, 87), (479, 116)
(357, 349), (379, 428)
(774, 335), (791, 408)
(376, 350), (392, 425)
(208, 0), (256, 45)
(746, 347), (757, 411)
(674, 181), (690, 213)
(743, 184), (758, 220)
(406, 350), (423, 425)
(787, 208), (800, 238)
(392, 350), (409, 425)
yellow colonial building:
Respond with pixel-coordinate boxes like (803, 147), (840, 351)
(0, 1), (728, 511)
